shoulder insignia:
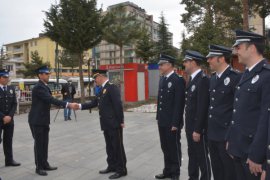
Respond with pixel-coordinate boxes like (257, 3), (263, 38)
(263, 63), (270, 70)
(201, 73), (208, 78)
(230, 68), (240, 74)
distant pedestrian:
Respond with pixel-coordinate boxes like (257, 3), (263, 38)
(61, 79), (76, 121)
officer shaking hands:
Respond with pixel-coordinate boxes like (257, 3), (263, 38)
(79, 69), (127, 179)
(0, 69), (21, 167)
(28, 66), (78, 176)
(155, 54), (185, 180)
(206, 45), (240, 180)
(227, 30), (270, 180)
(183, 50), (211, 180)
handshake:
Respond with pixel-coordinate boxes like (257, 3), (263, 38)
(67, 103), (80, 110)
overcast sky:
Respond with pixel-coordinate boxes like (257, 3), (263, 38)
(0, 0), (270, 47)
(0, 0), (185, 47)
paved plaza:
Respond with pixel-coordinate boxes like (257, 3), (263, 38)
(0, 109), (193, 180)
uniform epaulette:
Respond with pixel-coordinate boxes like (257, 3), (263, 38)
(263, 63), (270, 70)
(229, 68), (240, 74)
(177, 74), (183, 78)
(201, 73), (208, 78)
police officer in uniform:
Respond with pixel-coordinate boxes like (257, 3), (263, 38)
(206, 45), (241, 180)
(183, 50), (211, 180)
(265, 108), (270, 180)
(79, 69), (127, 179)
(226, 30), (270, 180)
(0, 69), (21, 167)
(155, 54), (185, 180)
(28, 66), (78, 176)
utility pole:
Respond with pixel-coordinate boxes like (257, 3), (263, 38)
(55, 42), (59, 88)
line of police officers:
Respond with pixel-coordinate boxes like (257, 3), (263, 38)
(1, 29), (270, 180)
(156, 29), (270, 180)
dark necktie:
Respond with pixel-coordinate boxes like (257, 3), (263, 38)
(159, 76), (166, 88)
(241, 69), (249, 82)
(3, 86), (7, 92)
(187, 76), (192, 87)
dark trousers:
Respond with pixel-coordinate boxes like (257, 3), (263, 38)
(29, 125), (50, 170)
(233, 157), (260, 180)
(103, 128), (127, 173)
(208, 140), (236, 180)
(1, 123), (14, 163)
(186, 132), (211, 180)
(158, 126), (182, 176)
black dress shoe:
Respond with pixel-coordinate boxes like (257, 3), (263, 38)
(5, 160), (21, 167)
(36, 169), (48, 176)
(171, 175), (179, 180)
(109, 172), (127, 179)
(44, 165), (58, 171)
(68, 117), (72, 120)
(155, 173), (171, 179)
(99, 168), (115, 174)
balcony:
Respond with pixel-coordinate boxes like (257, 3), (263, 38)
(12, 48), (23, 54)
(8, 57), (24, 63)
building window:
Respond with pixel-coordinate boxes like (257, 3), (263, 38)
(5, 65), (13, 71)
(95, 53), (100, 59)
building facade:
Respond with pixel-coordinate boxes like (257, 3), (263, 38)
(4, 35), (89, 78)
(95, 1), (173, 65)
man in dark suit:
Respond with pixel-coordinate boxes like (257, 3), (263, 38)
(183, 50), (211, 180)
(155, 54), (185, 180)
(226, 30), (270, 180)
(206, 45), (241, 180)
(28, 66), (78, 176)
(0, 69), (21, 167)
(61, 79), (76, 121)
(79, 69), (127, 179)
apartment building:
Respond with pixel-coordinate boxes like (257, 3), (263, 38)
(95, 1), (173, 65)
(4, 34), (89, 78)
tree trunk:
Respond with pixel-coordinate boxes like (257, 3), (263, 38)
(55, 43), (59, 87)
(78, 53), (85, 103)
(119, 45), (125, 102)
(242, 0), (249, 30)
(262, 17), (265, 37)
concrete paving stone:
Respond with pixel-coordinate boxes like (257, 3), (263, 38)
(0, 109), (213, 180)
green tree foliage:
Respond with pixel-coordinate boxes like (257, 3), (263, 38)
(156, 13), (177, 59)
(102, 4), (142, 101)
(180, 0), (242, 57)
(135, 27), (156, 64)
(250, 0), (270, 19)
(102, 5), (142, 65)
(19, 51), (50, 78)
(43, 0), (103, 101)
(58, 50), (79, 76)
